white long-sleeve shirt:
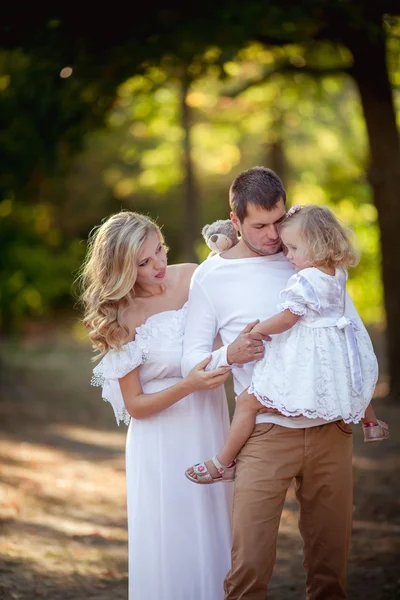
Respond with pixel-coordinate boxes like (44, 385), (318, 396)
(181, 251), (366, 428)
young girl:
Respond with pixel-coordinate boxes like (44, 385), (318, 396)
(186, 204), (389, 485)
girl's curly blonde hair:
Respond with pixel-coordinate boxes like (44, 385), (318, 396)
(78, 211), (162, 358)
(279, 204), (359, 269)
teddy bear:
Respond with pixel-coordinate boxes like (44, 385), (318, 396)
(201, 219), (239, 256)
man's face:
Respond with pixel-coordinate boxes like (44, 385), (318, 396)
(231, 199), (286, 256)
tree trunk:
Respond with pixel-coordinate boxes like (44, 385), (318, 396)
(348, 31), (400, 397)
(180, 73), (198, 262)
(268, 138), (288, 189)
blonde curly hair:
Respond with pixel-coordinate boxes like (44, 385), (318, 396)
(78, 211), (162, 358)
(279, 204), (359, 269)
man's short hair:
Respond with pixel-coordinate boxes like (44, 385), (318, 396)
(229, 166), (286, 222)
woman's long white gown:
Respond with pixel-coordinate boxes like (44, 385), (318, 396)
(92, 304), (232, 600)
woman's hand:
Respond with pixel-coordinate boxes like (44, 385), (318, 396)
(185, 356), (232, 392)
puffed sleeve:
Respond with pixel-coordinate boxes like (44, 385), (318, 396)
(91, 341), (145, 425)
(278, 272), (320, 316)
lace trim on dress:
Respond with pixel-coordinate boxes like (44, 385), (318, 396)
(134, 303), (188, 358)
(135, 303), (187, 339)
(91, 341), (146, 426)
(92, 341), (145, 383)
(248, 383), (370, 423)
(278, 302), (307, 316)
(278, 273), (321, 314)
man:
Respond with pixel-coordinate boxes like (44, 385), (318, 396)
(182, 166), (359, 599)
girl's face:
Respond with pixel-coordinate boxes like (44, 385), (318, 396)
(281, 227), (310, 271)
(135, 229), (168, 288)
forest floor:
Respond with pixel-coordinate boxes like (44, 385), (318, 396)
(0, 330), (399, 599)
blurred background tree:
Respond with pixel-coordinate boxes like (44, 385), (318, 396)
(0, 2), (399, 392)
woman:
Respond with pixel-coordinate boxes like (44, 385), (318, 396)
(79, 211), (233, 600)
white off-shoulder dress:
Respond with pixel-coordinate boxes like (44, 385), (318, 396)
(92, 304), (232, 600)
(249, 267), (378, 423)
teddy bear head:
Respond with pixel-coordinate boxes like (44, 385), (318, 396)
(201, 219), (239, 254)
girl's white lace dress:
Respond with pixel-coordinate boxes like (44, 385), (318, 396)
(249, 267), (378, 423)
(92, 304), (232, 600)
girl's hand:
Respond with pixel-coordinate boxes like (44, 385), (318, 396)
(185, 356), (232, 392)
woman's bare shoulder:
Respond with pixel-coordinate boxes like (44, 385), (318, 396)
(167, 263), (198, 301)
(168, 262), (198, 278)
(172, 263), (198, 287)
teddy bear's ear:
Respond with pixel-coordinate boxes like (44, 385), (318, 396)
(201, 224), (211, 236)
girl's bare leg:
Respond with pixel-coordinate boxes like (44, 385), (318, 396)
(217, 390), (261, 466)
(185, 391), (285, 481)
(189, 390), (261, 480)
(361, 402), (378, 424)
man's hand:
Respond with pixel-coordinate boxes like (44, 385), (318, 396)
(227, 321), (271, 365)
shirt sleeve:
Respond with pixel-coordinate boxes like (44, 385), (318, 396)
(91, 341), (144, 426)
(278, 272), (320, 315)
(181, 274), (230, 377)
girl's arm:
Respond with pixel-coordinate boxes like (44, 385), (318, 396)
(252, 309), (301, 336)
(119, 356), (231, 419)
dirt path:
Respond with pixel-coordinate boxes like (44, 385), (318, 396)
(0, 337), (399, 599)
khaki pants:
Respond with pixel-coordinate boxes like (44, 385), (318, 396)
(224, 421), (353, 600)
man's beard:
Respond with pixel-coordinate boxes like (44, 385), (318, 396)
(239, 229), (281, 257)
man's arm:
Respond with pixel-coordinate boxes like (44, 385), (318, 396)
(181, 276), (228, 377)
(181, 275), (267, 377)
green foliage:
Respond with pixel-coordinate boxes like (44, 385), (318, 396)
(0, 198), (85, 330)
(61, 48), (388, 324)
(0, 5), (398, 331)
(0, 46), (118, 330)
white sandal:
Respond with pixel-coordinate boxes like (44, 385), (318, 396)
(185, 456), (236, 485)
